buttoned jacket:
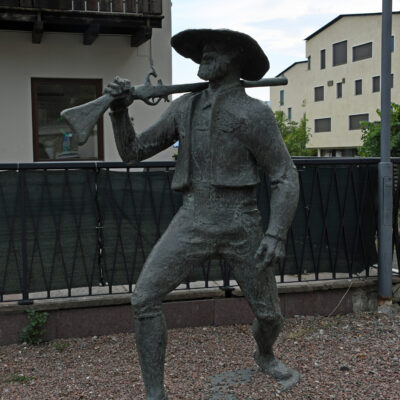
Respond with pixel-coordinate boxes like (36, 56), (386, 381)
(110, 82), (299, 239)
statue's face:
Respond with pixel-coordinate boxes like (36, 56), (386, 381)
(198, 43), (239, 81)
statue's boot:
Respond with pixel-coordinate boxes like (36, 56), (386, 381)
(252, 318), (300, 391)
(134, 315), (168, 400)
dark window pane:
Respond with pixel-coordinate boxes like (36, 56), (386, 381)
(391, 73), (394, 88)
(320, 49), (326, 69)
(288, 107), (292, 121)
(333, 40), (347, 66)
(307, 56), (311, 70)
(315, 118), (331, 133)
(349, 114), (369, 130)
(392, 36), (395, 52)
(352, 42), (372, 61)
(32, 78), (103, 161)
(314, 86), (324, 102)
(373, 76), (380, 92)
(337, 82), (343, 98)
(355, 79), (362, 95)
(280, 90), (284, 105)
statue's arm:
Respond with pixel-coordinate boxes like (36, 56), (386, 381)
(106, 77), (179, 164)
(250, 105), (300, 268)
(110, 106), (178, 164)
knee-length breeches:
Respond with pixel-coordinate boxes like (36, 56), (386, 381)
(131, 202), (282, 324)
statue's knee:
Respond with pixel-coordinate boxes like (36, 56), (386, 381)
(131, 292), (162, 319)
(254, 312), (283, 328)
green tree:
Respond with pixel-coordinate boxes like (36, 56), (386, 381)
(358, 103), (400, 157)
(274, 111), (317, 156)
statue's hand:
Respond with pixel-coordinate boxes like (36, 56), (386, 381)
(103, 76), (134, 111)
(255, 234), (286, 272)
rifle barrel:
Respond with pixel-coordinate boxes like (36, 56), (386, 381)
(134, 76), (288, 99)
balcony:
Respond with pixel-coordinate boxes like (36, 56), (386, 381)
(0, 0), (163, 45)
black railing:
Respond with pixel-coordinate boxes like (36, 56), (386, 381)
(0, 158), (398, 304)
(0, 1), (162, 15)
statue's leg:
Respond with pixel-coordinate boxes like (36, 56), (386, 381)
(223, 210), (300, 390)
(131, 207), (209, 400)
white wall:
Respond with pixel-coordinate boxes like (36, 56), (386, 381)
(0, 0), (172, 163)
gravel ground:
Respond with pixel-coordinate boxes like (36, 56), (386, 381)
(1, 311), (399, 400)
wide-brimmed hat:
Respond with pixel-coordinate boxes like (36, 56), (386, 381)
(171, 29), (269, 81)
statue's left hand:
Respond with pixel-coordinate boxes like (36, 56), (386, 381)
(255, 235), (286, 271)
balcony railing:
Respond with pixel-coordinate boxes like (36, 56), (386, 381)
(1, 158), (397, 304)
(0, 1), (162, 15)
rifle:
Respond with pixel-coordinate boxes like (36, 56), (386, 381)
(60, 70), (287, 145)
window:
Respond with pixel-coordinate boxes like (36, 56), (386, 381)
(314, 86), (324, 102)
(280, 90), (284, 105)
(355, 79), (362, 95)
(349, 114), (369, 130)
(392, 35), (395, 52)
(307, 56), (311, 70)
(320, 49), (326, 69)
(352, 42), (372, 61)
(373, 76), (380, 92)
(391, 73), (394, 88)
(288, 108), (292, 121)
(333, 40), (347, 66)
(315, 118), (331, 133)
(337, 82), (343, 98)
(32, 78), (104, 161)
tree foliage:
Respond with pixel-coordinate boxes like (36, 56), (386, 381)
(358, 103), (400, 157)
(274, 111), (317, 156)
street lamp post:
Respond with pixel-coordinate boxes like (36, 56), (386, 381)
(378, 0), (393, 306)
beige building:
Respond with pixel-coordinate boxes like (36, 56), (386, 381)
(0, 0), (173, 163)
(270, 12), (400, 157)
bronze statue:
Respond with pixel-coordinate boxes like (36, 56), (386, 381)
(105, 29), (300, 399)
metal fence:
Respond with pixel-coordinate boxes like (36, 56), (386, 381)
(0, 158), (398, 304)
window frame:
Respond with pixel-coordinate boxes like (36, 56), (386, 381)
(314, 118), (331, 133)
(31, 77), (104, 162)
(336, 82), (343, 98)
(332, 40), (347, 66)
(280, 89), (285, 105)
(372, 76), (380, 93)
(349, 113), (369, 130)
(320, 49), (326, 69)
(314, 86), (324, 102)
(352, 42), (373, 62)
(355, 79), (363, 95)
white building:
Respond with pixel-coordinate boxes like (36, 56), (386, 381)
(0, 0), (172, 163)
(270, 13), (400, 157)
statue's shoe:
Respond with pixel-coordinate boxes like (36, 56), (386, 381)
(255, 352), (300, 391)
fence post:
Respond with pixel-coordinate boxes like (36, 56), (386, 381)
(18, 169), (33, 305)
(378, 0), (393, 307)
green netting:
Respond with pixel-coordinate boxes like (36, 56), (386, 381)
(0, 165), (378, 296)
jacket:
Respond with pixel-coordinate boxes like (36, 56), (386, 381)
(110, 83), (299, 240)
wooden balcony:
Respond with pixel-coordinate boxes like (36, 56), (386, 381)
(0, 1), (163, 45)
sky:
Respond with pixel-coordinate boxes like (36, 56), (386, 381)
(170, 0), (400, 100)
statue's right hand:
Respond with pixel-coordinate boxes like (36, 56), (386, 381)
(103, 76), (134, 111)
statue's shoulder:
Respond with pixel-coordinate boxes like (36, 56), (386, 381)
(233, 93), (272, 121)
(168, 91), (200, 113)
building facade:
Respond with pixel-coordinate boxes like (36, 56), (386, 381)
(270, 13), (400, 157)
(0, 0), (173, 163)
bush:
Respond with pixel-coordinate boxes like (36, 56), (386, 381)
(20, 309), (49, 345)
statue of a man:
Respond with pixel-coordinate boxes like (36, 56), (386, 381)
(105, 29), (300, 400)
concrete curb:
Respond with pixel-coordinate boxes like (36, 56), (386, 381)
(1, 277), (399, 346)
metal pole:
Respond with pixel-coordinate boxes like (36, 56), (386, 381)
(378, 0), (393, 305)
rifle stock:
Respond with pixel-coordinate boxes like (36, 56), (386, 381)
(60, 77), (287, 145)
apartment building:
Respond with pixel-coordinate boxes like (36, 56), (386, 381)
(270, 13), (400, 156)
(0, 0), (172, 162)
